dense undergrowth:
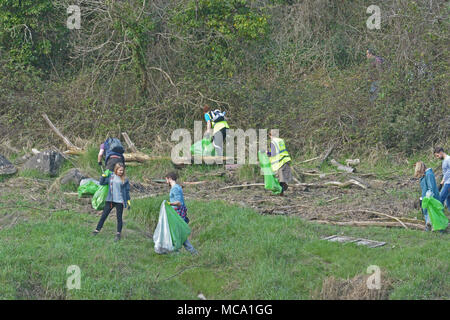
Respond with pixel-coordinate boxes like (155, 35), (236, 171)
(0, 0), (449, 159)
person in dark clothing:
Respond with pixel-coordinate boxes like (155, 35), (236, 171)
(97, 139), (126, 171)
(92, 163), (131, 241)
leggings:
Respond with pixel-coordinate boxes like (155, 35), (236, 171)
(96, 202), (123, 233)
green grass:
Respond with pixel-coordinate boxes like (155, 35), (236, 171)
(0, 197), (448, 300)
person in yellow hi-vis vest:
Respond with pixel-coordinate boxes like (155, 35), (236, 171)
(203, 104), (230, 157)
(267, 130), (292, 196)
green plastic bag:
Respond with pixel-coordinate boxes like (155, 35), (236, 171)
(422, 196), (449, 231)
(258, 151), (282, 195)
(165, 202), (191, 251)
(190, 138), (215, 156)
(77, 181), (99, 198)
(91, 170), (111, 211)
(92, 185), (109, 211)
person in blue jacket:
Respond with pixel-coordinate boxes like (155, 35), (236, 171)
(414, 161), (440, 231)
(92, 163), (131, 241)
(165, 171), (197, 254)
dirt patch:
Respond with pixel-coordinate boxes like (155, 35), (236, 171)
(318, 273), (393, 300)
(182, 171), (425, 228)
(15, 275), (66, 300)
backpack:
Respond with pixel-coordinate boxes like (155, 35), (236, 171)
(209, 109), (226, 123)
(104, 138), (124, 154)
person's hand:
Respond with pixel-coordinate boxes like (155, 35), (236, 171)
(98, 161), (102, 166)
(127, 200), (131, 209)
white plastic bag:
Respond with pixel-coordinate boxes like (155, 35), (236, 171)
(79, 178), (99, 186)
(153, 200), (174, 254)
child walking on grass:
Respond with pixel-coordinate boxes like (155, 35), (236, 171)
(165, 171), (198, 254)
(92, 163), (131, 241)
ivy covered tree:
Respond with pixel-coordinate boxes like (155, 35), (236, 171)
(0, 0), (69, 71)
(172, 0), (269, 74)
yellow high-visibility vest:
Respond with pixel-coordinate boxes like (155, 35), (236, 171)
(208, 111), (230, 134)
(269, 137), (291, 172)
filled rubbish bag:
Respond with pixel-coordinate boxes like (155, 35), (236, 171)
(91, 185), (108, 210)
(422, 196), (448, 231)
(80, 178), (100, 186)
(77, 180), (100, 198)
(258, 151), (282, 195)
(154, 200), (191, 254)
(190, 138), (215, 156)
(91, 170), (111, 211)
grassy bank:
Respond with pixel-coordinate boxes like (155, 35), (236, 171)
(0, 195), (448, 300)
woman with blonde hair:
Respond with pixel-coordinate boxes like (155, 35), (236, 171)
(414, 161), (440, 231)
(92, 163), (131, 241)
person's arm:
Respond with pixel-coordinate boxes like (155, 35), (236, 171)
(97, 149), (104, 164)
(124, 180), (131, 208)
(425, 172), (438, 197)
(206, 120), (212, 136)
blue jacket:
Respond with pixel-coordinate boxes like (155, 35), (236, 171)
(420, 168), (440, 200)
(99, 173), (131, 208)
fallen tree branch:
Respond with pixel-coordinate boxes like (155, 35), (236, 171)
(318, 144), (335, 168)
(312, 219), (424, 230)
(0, 205), (70, 213)
(335, 209), (408, 229)
(324, 179), (367, 189)
(299, 156), (321, 164)
(291, 179), (367, 189)
(219, 183), (264, 190)
(330, 159), (355, 173)
(121, 132), (138, 153)
(182, 181), (208, 186)
(42, 113), (82, 151)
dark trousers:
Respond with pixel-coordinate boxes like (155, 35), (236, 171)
(213, 128), (227, 156)
(96, 202), (124, 233)
(105, 157), (124, 171)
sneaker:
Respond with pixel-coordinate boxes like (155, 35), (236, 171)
(114, 233), (121, 242)
(92, 230), (99, 236)
(425, 223), (432, 232)
(189, 248), (199, 255)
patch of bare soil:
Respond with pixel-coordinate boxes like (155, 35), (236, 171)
(0, 169), (428, 230)
(182, 170), (426, 230)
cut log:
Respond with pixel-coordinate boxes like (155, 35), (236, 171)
(330, 159), (355, 173)
(124, 153), (170, 163)
(121, 132), (138, 153)
(42, 113), (82, 151)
